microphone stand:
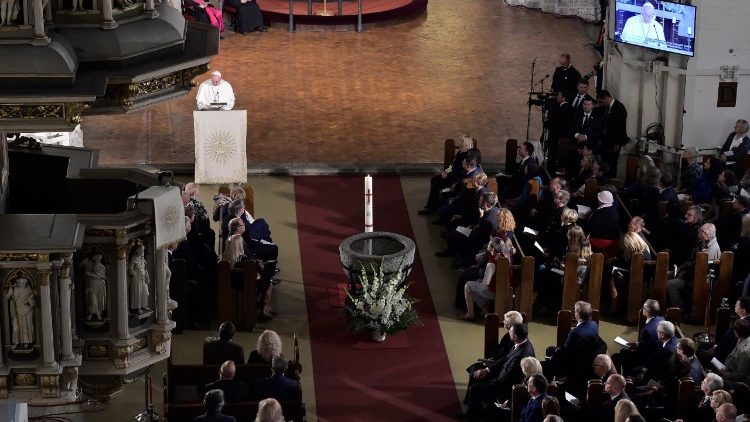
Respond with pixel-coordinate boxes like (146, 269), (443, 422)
(525, 58), (536, 142)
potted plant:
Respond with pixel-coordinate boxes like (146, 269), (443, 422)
(344, 262), (421, 342)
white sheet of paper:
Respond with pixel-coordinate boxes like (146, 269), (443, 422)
(456, 226), (472, 237)
(614, 336), (630, 347)
(551, 268), (564, 276)
(712, 357), (726, 371)
(441, 187), (452, 193)
(523, 227), (538, 236)
(577, 204), (592, 218)
(741, 188), (750, 199)
(534, 241), (544, 253)
(565, 392), (580, 407)
(725, 150), (734, 157)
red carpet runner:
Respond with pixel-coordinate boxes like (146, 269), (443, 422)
(294, 176), (461, 421)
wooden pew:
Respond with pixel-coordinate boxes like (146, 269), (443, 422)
(583, 177), (598, 208)
(625, 252), (669, 323)
(165, 401), (304, 422)
(636, 306), (682, 342)
(715, 305), (734, 342)
(505, 139), (519, 175)
(561, 253), (605, 312)
(625, 156), (640, 186)
(556, 138), (572, 176)
(556, 309), (601, 348)
(511, 383), (560, 422)
(719, 199), (734, 220)
(170, 258), (187, 335)
(217, 260), (258, 331)
(691, 251), (734, 324)
(676, 377), (698, 420)
(585, 377), (635, 407)
(494, 256), (535, 321)
(486, 178), (498, 196)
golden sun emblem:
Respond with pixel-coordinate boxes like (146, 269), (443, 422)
(161, 205), (179, 230)
(205, 131), (236, 164)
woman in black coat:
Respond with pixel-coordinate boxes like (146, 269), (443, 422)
(229, 0), (266, 34)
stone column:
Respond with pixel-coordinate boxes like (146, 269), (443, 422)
(154, 247), (168, 324)
(101, 0), (118, 29)
(32, 0), (49, 44)
(39, 270), (55, 366)
(145, 0), (158, 17)
(116, 241), (130, 340)
(58, 254), (74, 360)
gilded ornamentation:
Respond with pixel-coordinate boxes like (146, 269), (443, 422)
(183, 63), (210, 88)
(37, 271), (51, 286)
(135, 73), (180, 96)
(0, 253), (38, 262)
(115, 229), (128, 240)
(0, 376), (7, 398)
(85, 228), (115, 237)
(62, 367), (78, 391)
(150, 330), (171, 355)
(132, 336), (148, 353)
(87, 344), (109, 358)
(59, 253), (73, 279)
(0, 104), (64, 120)
(64, 102), (90, 125)
(116, 245), (129, 260)
(114, 345), (132, 369)
(14, 372), (36, 387)
(40, 375), (60, 398)
(37, 253), (49, 263)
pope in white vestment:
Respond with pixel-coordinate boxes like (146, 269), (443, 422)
(196, 71), (235, 111)
(620, 2), (666, 47)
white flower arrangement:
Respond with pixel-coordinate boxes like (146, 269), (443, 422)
(345, 262), (420, 335)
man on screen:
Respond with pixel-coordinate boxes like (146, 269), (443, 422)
(620, 2), (666, 47)
(196, 71), (236, 111)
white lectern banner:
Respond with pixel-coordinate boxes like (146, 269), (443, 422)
(133, 186), (187, 249)
(194, 110), (248, 184)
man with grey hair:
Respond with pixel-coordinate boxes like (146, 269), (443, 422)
(667, 223), (721, 312)
(464, 311), (523, 395)
(644, 320), (678, 380)
(691, 373), (725, 422)
(253, 354), (301, 402)
(592, 354), (616, 382)
(195, 389), (235, 422)
(441, 190), (500, 268)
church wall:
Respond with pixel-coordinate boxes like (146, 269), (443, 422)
(604, 0), (750, 154)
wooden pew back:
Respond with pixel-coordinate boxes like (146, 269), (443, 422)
(691, 252), (734, 325)
(217, 260), (258, 331)
(562, 253), (604, 312)
(494, 257), (535, 321)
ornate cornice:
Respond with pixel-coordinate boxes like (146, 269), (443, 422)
(0, 104), (64, 119)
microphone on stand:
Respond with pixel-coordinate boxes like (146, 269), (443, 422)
(534, 74), (550, 87)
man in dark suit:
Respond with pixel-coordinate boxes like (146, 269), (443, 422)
(499, 141), (539, 201)
(612, 299), (664, 375)
(193, 389), (236, 422)
(677, 338), (705, 383)
(601, 374), (629, 422)
(698, 296), (750, 366)
(436, 151), (483, 225)
(551, 53), (581, 99)
(645, 320), (679, 381)
(441, 192), (500, 267)
(518, 374), (549, 422)
(572, 98), (602, 152)
(463, 311), (524, 395)
(716, 196), (750, 252)
(570, 79), (595, 113)
(592, 354), (617, 383)
(203, 321), (245, 365)
(545, 91), (574, 175)
(597, 90), (628, 177)
(253, 354), (301, 402)
(204, 361), (249, 404)
(464, 323), (535, 422)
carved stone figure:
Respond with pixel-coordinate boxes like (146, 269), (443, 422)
(83, 254), (107, 321)
(127, 242), (150, 313)
(0, 0), (20, 26)
(6, 277), (35, 348)
(71, 0), (85, 12)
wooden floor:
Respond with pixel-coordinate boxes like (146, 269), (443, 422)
(82, 0), (599, 168)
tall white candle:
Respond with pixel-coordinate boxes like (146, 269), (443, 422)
(365, 175), (373, 233)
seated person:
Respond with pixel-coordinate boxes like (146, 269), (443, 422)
(530, 177), (569, 230)
(715, 403), (738, 422)
(420, 135), (474, 214)
(203, 321), (245, 365)
(699, 296), (750, 365)
(462, 323), (535, 422)
(677, 337), (705, 383)
(435, 151), (483, 225)
(612, 299), (664, 375)
(534, 225), (590, 313)
(670, 205), (704, 267)
(599, 374), (629, 422)
(716, 196), (750, 252)
(719, 318), (750, 389)
(518, 374), (549, 422)
(592, 354), (617, 383)
(255, 398), (284, 422)
(497, 141), (539, 201)
(253, 354), (301, 402)
(644, 320), (679, 381)
(720, 119), (750, 173)
(691, 374), (725, 422)
(458, 210), (516, 321)
(249, 330), (283, 365)
(205, 361), (249, 404)
(571, 158), (609, 200)
(439, 192), (499, 268)
(606, 218), (651, 315)
(193, 389), (236, 422)
(587, 190), (621, 256)
(667, 223), (721, 312)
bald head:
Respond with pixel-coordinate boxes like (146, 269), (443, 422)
(605, 374), (626, 396)
(219, 360), (236, 380)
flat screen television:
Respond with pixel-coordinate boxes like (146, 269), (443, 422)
(614, 0), (697, 57)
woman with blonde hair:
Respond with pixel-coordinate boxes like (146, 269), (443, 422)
(614, 398), (641, 422)
(222, 234), (246, 265)
(420, 135), (476, 214)
(606, 217), (651, 314)
(255, 398), (284, 422)
(458, 210), (516, 321)
(535, 225), (590, 313)
(710, 389), (733, 411)
(248, 330), (283, 364)
(521, 356), (543, 378)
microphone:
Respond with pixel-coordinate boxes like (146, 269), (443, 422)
(532, 57), (537, 65)
(534, 74), (550, 86)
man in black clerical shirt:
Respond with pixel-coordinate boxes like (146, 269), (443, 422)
(597, 90), (628, 177)
(551, 54), (581, 100)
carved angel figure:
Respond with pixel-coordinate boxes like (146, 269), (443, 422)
(0, 0), (20, 26)
(128, 242), (151, 313)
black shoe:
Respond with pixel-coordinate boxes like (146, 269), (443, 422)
(435, 250), (452, 258)
(418, 208), (434, 215)
(275, 268), (281, 273)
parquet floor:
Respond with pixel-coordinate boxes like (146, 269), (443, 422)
(83, 0), (599, 168)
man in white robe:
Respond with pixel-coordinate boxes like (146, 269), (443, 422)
(196, 71), (235, 111)
(620, 2), (666, 47)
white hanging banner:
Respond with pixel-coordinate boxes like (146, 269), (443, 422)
(194, 110), (248, 184)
